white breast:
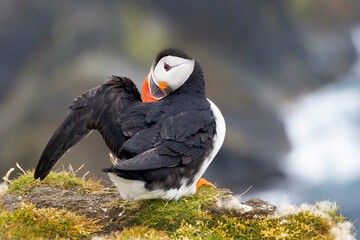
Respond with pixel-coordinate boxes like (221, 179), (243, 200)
(187, 99), (226, 189)
(108, 99), (226, 201)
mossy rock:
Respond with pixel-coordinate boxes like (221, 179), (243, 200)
(0, 168), (355, 239)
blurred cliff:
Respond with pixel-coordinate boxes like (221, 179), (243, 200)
(0, 0), (359, 195)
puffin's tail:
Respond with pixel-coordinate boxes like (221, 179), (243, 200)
(34, 76), (141, 180)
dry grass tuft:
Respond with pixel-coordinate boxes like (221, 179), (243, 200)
(7, 165), (103, 195)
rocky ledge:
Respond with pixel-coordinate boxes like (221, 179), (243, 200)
(0, 168), (355, 239)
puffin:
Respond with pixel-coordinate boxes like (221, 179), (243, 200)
(34, 47), (226, 201)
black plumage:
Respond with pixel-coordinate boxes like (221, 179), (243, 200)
(34, 49), (217, 193)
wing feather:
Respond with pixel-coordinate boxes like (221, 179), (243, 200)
(104, 108), (216, 173)
(34, 76), (141, 180)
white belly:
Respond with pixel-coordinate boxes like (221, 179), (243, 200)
(108, 173), (197, 201)
(189, 99), (226, 188)
(108, 99), (226, 201)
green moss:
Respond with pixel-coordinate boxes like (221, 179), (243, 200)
(0, 203), (100, 239)
(108, 187), (349, 239)
(112, 187), (350, 239)
(106, 226), (169, 240)
(1, 167), (354, 239)
(7, 169), (102, 195)
(171, 210), (333, 239)
(327, 202), (346, 224)
(122, 187), (223, 233)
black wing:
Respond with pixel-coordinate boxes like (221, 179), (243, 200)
(105, 109), (216, 174)
(34, 76), (141, 180)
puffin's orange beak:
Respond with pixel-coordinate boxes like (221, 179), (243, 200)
(141, 74), (153, 102)
(141, 70), (170, 103)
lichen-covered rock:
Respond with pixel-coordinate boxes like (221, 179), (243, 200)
(0, 169), (356, 239)
(214, 195), (277, 219)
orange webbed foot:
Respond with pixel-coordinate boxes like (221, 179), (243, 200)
(196, 178), (216, 191)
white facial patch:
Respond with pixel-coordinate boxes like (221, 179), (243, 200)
(153, 56), (195, 91)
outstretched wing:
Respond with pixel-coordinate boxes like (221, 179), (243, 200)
(104, 109), (216, 175)
(34, 76), (141, 180)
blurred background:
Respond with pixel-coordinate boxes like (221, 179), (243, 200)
(1, 0), (360, 230)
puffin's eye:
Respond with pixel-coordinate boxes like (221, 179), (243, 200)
(164, 62), (172, 72)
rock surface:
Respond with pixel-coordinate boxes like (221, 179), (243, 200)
(214, 195), (277, 219)
(1, 186), (277, 235)
(1, 186), (127, 233)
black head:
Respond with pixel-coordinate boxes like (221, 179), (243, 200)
(142, 47), (197, 102)
(153, 47), (193, 67)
